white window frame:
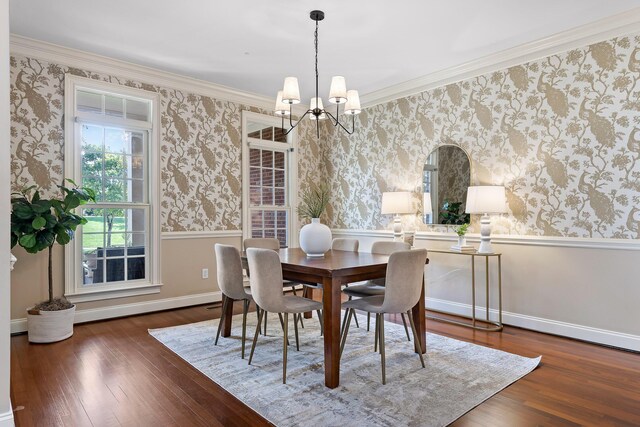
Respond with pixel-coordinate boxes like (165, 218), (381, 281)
(64, 75), (162, 302)
(241, 110), (298, 248)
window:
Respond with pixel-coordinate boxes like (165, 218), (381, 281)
(242, 111), (297, 248)
(64, 76), (162, 302)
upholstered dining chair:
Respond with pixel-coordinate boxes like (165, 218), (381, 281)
(342, 241), (412, 339)
(246, 248), (324, 384)
(244, 238), (303, 333)
(214, 244), (254, 359)
(340, 249), (428, 384)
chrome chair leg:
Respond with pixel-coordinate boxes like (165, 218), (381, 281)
(293, 312), (300, 351)
(367, 312), (370, 331)
(283, 312), (289, 384)
(263, 310), (268, 336)
(379, 313), (386, 385)
(407, 310), (426, 368)
(248, 308), (265, 365)
(215, 295), (229, 345)
(241, 299), (249, 358)
(400, 313), (411, 341)
(340, 308), (353, 357)
(374, 314), (379, 352)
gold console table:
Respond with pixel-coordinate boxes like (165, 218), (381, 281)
(426, 249), (503, 332)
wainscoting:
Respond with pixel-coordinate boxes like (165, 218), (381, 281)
(333, 229), (640, 351)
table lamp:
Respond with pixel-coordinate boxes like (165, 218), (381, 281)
(381, 191), (413, 241)
(465, 186), (506, 254)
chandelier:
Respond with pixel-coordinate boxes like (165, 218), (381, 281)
(274, 10), (361, 138)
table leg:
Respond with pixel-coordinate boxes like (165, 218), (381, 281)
(322, 276), (341, 388)
(222, 295), (234, 338)
(411, 275), (426, 354)
(486, 256), (490, 323)
(303, 287), (315, 319)
(471, 255), (476, 327)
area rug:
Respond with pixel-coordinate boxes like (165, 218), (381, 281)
(149, 312), (540, 427)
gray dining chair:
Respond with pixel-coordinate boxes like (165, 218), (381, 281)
(244, 238), (303, 333)
(341, 249), (428, 384)
(342, 241), (412, 339)
(214, 244), (255, 359)
(246, 247), (324, 384)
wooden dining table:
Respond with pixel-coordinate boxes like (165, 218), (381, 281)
(226, 248), (428, 388)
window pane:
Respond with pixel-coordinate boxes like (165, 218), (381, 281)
(105, 128), (128, 153)
(262, 187), (273, 205)
(274, 188), (285, 206)
(262, 168), (273, 187)
(277, 229), (287, 246)
(274, 151), (285, 169)
(126, 99), (149, 121)
(249, 187), (261, 205)
(264, 210), (275, 229)
(274, 127), (287, 143)
(105, 258), (125, 282)
(249, 167), (260, 186)
(277, 210), (287, 228)
(251, 229), (263, 238)
(81, 124), (103, 150)
(274, 169), (285, 188)
(249, 148), (260, 167)
(251, 210), (263, 229)
(261, 151), (273, 168)
(105, 95), (124, 118)
(77, 90), (102, 114)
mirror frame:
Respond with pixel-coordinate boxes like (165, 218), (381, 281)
(422, 143), (472, 226)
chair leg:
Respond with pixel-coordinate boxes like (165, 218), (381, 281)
(400, 313), (411, 341)
(316, 310), (324, 336)
(407, 310), (426, 368)
(341, 307), (349, 336)
(291, 286), (297, 296)
(248, 308), (265, 365)
(297, 312), (305, 329)
(293, 312), (300, 351)
(283, 312), (288, 384)
(340, 308), (354, 357)
(278, 313), (290, 346)
(367, 312), (370, 331)
(241, 299), (249, 359)
(214, 295), (228, 345)
(379, 313), (386, 385)
(263, 310), (268, 336)
(353, 309), (360, 328)
(374, 314), (379, 352)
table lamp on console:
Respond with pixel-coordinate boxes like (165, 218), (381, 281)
(465, 186), (506, 254)
(381, 191), (414, 241)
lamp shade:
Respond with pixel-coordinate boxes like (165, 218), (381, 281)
(381, 192), (413, 215)
(329, 76), (347, 104)
(274, 91), (290, 116)
(423, 192), (433, 215)
(282, 77), (301, 104)
(309, 97), (327, 120)
(344, 90), (361, 115)
(465, 186), (507, 214)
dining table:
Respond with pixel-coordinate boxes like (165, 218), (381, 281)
(227, 248), (428, 388)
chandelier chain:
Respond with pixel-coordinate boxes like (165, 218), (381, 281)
(314, 19), (319, 106)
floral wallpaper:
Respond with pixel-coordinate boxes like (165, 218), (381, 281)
(9, 54), (320, 233)
(319, 33), (640, 239)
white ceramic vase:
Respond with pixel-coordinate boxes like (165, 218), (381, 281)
(27, 304), (76, 343)
(299, 218), (332, 258)
(457, 236), (467, 246)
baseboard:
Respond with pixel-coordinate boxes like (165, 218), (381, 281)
(0, 407), (14, 427)
(426, 297), (640, 352)
(10, 291), (222, 334)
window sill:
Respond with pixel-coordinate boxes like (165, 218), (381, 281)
(65, 283), (163, 303)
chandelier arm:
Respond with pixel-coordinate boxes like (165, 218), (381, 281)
(324, 110), (355, 135)
(282, 109), (314, 136)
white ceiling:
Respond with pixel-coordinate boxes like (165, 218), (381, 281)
(9, 1), (640, 102)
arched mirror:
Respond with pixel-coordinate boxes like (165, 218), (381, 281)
(423, 145), (471, 225)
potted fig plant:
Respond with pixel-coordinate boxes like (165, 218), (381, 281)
(297, 183), (331, 257)
(11, 179), (95, 343)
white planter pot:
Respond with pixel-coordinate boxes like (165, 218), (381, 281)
(27, 304), (76, 343)
(299, 218), (332, 258)
(457, 236), (467, 246)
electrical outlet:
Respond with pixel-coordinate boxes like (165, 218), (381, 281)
(202, 268), (209, 279)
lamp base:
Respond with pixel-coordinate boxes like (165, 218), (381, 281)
(477, 213), (494, 254)
(392, 215), (403, 241)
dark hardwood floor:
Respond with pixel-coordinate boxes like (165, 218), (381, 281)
(10, 303), (640, 426)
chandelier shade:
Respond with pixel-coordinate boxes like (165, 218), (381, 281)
(275, 10), (360, 138)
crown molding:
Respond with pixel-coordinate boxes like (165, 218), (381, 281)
(9, 34), (284, 111)
(361, 7), (640, 108)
